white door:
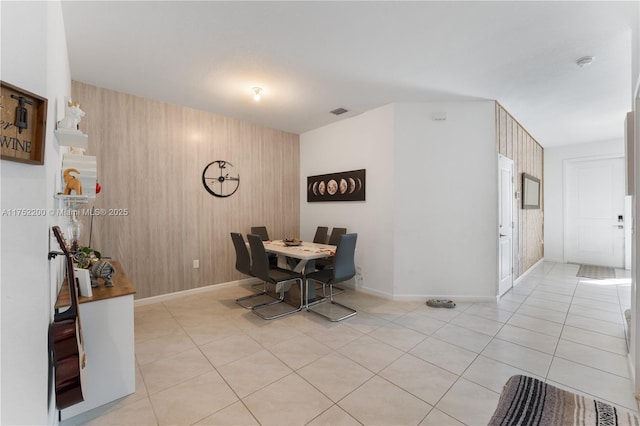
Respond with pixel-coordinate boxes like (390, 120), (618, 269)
(498, 155), (514, 296)
(565, 157), (625, 268)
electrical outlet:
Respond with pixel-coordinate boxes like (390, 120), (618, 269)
(193, 259), (199, 269)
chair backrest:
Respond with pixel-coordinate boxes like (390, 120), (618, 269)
(328, 227), (347, 246)
(247, 234), (271, 281)
(313, 226), (329, 244)
(332, 233), (357, 283)
(251, 226), (270, 241)
(230, 232), (252, 277)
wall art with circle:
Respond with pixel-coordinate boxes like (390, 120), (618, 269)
(307, 169), (365, 202)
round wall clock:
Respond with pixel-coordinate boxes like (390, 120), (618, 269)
(202, 160), (240, 198)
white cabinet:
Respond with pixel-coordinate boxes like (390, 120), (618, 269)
(55, 261), (136, 420)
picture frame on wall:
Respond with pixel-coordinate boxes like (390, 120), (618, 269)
(307, 169), (366, 202)
(522, 173), (540, 209)
(1, 81), (48, 165)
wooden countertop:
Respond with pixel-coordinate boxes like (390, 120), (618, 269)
(55, 260), (136, 309)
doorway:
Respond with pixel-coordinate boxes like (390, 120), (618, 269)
(498, 154), (514, 296)
(564, 156), (625, 268)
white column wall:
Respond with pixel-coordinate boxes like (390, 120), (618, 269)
(300, 105), (395, 298)
(301, 101), (499, 300)
(544, 139), (624, 263)
(1, 2), (70, 424)
(393, 101), (498, 300)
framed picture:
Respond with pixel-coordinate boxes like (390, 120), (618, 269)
(522, 173), (540, 209)
(307, 169), (365, 202)
(1, 81), (48, 165)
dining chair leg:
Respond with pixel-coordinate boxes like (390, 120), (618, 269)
(313, 281), (344, 297)
(307, 282), (356, 322)
(306, 278), (328, 309)
(236, 282), (282, 310)
(252, 278), (303, 320)
(330, 285), (345, 296)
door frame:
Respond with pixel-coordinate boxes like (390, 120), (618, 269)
(562, 153), (625, 265)
(498, 154), (514, 297)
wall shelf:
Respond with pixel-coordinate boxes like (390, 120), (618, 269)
(54, 194), (89, 209)
(55, 128), (88, 149)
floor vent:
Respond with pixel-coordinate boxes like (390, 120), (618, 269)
(330, 107), (349, 115)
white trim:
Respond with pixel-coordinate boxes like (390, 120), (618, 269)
(514, 258), (544, 287)
(134, 278), (507, 305)
(393, 294), (496, 303)
(356, 285), (394, 300)
(134, 277), (260, 307)
(498, 154), (515, 298)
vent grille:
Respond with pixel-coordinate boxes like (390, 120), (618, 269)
(330, 107), (349, 116)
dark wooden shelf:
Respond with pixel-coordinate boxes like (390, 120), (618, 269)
(55, 260), (136, 309)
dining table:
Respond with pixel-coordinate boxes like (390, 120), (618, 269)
(262, 239), (337, 304)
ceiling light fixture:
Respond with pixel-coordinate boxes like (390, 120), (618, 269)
(252, 87), (262, 101)
(576, 56), (595, 67)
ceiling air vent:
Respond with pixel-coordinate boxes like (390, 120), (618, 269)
(330, 107), (349, 116)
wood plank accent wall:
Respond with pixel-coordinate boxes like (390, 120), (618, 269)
(496, 102), (544, 278)
(72, 81), (300, 299)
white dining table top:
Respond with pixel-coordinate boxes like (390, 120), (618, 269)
(263, 240), (336, 260)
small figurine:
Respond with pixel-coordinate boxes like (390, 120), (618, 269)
(69, 146), (86, 155)
(58, 99), (85, 131)
(63, 168), (83, 195)
(90, 261), (116, 287)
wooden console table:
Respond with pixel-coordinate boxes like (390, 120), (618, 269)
(55, 260), (136, 420)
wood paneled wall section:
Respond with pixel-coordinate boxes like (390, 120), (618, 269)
(496, 102), (544, 278)
(72, 81), (300, 299)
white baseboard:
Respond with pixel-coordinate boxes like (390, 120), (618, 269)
(135, 275), (518, 307)
(392, 294), (496, 303)
(356, 285), (393, 300)
(514, 257), (545, 287)
(134, 277), (259, 307)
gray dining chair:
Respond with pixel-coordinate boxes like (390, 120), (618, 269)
(251, 226), (277, 267)
(247, 234), (304, 320)
(305, 233), (357, 321)
(315, 227), (346, 271)
(328, 227), (347, 245)
(313, 226), (329, 244)
(232, 233), (282, 310)
(251, 226), (270, 241)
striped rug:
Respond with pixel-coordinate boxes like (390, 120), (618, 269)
(489, 375), (639, 426)
(577, 264), (616, 279)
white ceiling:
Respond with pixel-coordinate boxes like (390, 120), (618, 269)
(60, 1), (638, 147)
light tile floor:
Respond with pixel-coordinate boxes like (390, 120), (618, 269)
(62, 262), (638, 425)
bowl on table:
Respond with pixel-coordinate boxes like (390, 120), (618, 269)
(283, 238), (302, 246)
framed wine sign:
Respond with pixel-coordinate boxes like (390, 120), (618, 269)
(1, 81), (48, 165)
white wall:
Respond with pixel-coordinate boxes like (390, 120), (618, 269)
(393, 102), (498, 300)
(1, 2), (70, 424)
(301, 101), (498, 301)
(543, 139), (624, 263)
(300, 105), (395, 297)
